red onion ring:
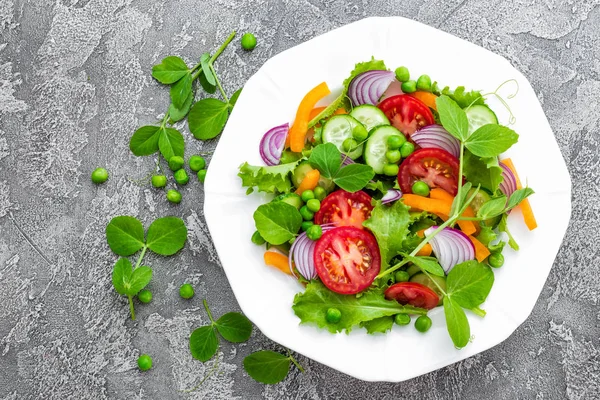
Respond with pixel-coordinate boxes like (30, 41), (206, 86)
(499, 162), (517, 198)
(348, 70), (396, 106)
(411, 125), (461, 158)
(289, 224), (336, 280)
(424, 226), (475, 273)
(379, 80), (403, 103)
(381, 189), (402, 204)
(259, 123), (288, 166)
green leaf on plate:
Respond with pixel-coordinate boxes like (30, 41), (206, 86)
(333, 163), (375, 193)
(446, 260), (494, 309)
(465, 124), (519, 158)
(308, 143), (342, 179)
(443, 296), (471, 348)
(253, 202), (302, 245)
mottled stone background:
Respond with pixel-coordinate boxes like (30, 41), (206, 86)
(0, 0), (598, 399)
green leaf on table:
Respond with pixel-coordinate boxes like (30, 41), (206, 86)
(112, 258), (133, 295)
(188, 98), (230, 140)
(333, 164), (375, 193)
(506, 187), (534, 211)
(443, 296), (471, 348)
(243, 351), (290, 384)
(151, 56), (189, 84)
(126, 266), (152, 296)
(170, 72), (193, 109)
(168, 91), (194, 122)
(253, 202), (302, 245)
(477, 196), (507, 219)
(215, 312), (253, 343)
(229, 88), (242, 108)
(446, 260), (494, 309)
(292, 281), (426, 333)
(199, 53), (215, 86)
(403, 254), (445, 277)
(462, 150), (503, 193)
(198, 72), (216, 94)
(146, 216), (188, 256)
(498, 213), (519, 250)
(129, 126), (160, 156)
(238, 161), (299, 194)
(436, 95), (469, 141)
(465, 124), (519, 158)
(158, 127), (185, 162)
(308, 143), (341, 179)
(360, 316), (394, 334)
(106, 216), (145, 256)
(363, 201), (411, 266)
(189, 325), (219, 362)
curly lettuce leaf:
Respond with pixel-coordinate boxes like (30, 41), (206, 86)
(238, 160), (300, 194)
(363, 200), (411, 266)
(434, 85), (485, 109)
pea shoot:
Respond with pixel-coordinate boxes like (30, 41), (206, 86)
(241, 33), (257, 50)
(91, 167), (108, 184)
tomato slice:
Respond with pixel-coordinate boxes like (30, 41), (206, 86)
(314, 190), (373, 229)
(314, 226), (381, 294)
(385, 282), (439, 310)
(377, 94), (435, 136)
(398, 148), (460, 196)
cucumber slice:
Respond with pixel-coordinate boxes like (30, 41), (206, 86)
(468, 188), (501, 227)
(321, 115), (365, 159)
(466, 105), (498, 135)
(349, 105), (390, 132)
(274, 193), (303, 209)
(363, 125), (405, 174)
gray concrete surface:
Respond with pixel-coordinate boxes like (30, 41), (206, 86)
(0, 0), (598, 399)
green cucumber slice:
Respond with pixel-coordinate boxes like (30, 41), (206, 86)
(364, 125), (405, 174)
(466, 105), (498, 135)
(349, 105), (390, 132)
(321, 115), (365, 159)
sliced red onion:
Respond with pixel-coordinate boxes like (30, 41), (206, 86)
(341, 156), (355, 166)
(424, 226), (475, 273)
(379, 79), (403, 103)
(259, 123), (288, 166)
(411, 125), (460, 158)
(381, 189), (402, 204)
(499, 162), (517, 198)
(289, 224), (336, 280)
(348, 70), (396, 106)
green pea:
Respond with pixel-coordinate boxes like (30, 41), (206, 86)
(343, 138), (359, 152)
(138, 289), (153, 304)
(299, 206), (314, 221)
(415, 315), (432, 333)
(385, 150), (401, 164)
(91, 167), (108, 184)
(352, 126), (369, 142)
(416, 74), (432, 92)
(412, 181), (430, 197)
(301, 221), (314, 232)
(314, 186), (327, 201)
(166, 189), (182, 204)
(387, 135), (406, 150)
(151, 175), (167, 188)
(306, 199), (320, 213)
(137, 354), (153, 371)
(488, 252), (505, 268)
(394, 271), (410, 283)
(383, 163), (399, 176)
(400, 142), (415, 158)
(179, 283), (195, 299)
(241, 33), (257, 51)
(168, 156), (184, 171)
(301, 190), (315, 202)
(401, 80), (417, 94)
(306, 224), (322, 241)
(251, 230), (266, 245)
(395, 66), (410, 82)
(394, 314), (411, 326)
(188, 155), (206, 172)
(174, 169), (189, 185)
(326, 307), (342, 323)
(197, 169), (207, 183)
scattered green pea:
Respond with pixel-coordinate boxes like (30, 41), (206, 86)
(383, 163), (399, 176)
(241, 33), (257, 51)
(197, 169), (207, 183)
(342, 138), (359, 152)
(488, 252), (505, 268)
(412, 181), (430, 197)
(299, 205), (314, 221)
(301, 221), (314, 231)
(314, 186), (327, 201)
(188, 155), (206, 172)
(179, 283), (195, 299)
(137, 354), (153, 371)
(326, 307), (342, 323)
(168, 156), (184, 171)
(416, 74), (432, 91)
(394, 314), (411, 326)
(395, 66), (410, 82)
(387, 135), (406, 150)
(91, 167), (108, 184)
(138, 289), (153, 304)
(301, 190), (315, 202)
(306, 224), (322, 241)
(174, 169), (189, 185)
(394, 271), (410, 283)
(401, 80), (417, 93)
(251, 230), (266, 245)
(306, 199), (320, 213)
(166, 189), (182, 204)
(385, 149), (401, 164)
(352, 126), (369, 142)
(415, 315), (432, 333)
(151, 175), (167, 188)
(400, 142), (415, 158)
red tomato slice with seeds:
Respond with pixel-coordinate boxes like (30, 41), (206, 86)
(314, 190), (373, 229)
(398, 148), (460, 196)
(384, 282), (440, 310)
(378, 94), (435, 136)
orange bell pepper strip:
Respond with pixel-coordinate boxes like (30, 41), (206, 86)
(500, 158), (537, 230)
(295, 169), (320, 195)
(416, 243), (433, 257)
(469, 236), (491, 262)
(408, 91), (438, 110)
(264, 251), (292, 275)
(403, 193), (477, 236)
(289, 82), (331, 152)
(286, 106), (346, 147)
(429, 188), (477, 235)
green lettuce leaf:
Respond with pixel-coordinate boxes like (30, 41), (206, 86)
(362, 200), (411, 266)
(435, 85), (485, 109)
(238, 161), (300, 194)
(462, 150), (503, 193)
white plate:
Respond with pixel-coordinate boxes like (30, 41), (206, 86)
(204, 17), (571, 382)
